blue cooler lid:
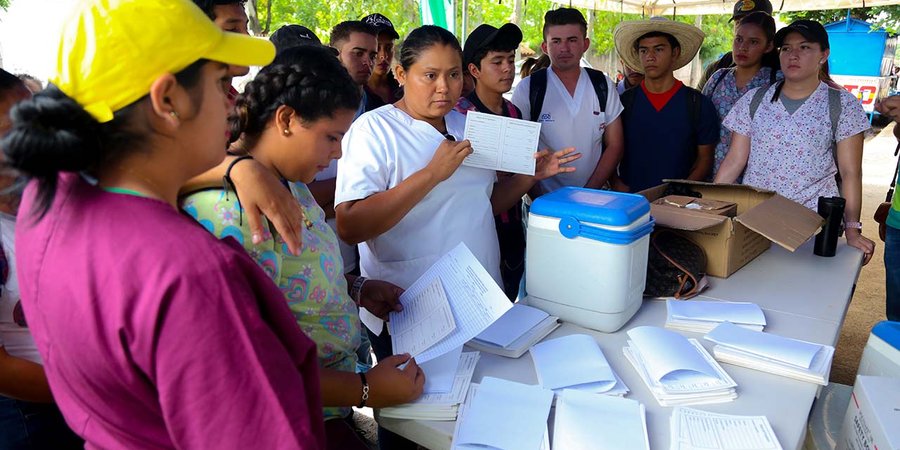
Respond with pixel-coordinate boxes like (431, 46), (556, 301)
(531, 187), (650, 226)
(872, 321), (900, 350)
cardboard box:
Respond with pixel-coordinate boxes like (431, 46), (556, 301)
(653, 195), (738, 217)
(838, 375), (900, 450)
(638, 180), (824, 278)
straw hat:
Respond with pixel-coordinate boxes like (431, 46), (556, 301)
(614, 17), (705, 73)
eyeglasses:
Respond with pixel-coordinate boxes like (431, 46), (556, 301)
(0, 241), (25, 328)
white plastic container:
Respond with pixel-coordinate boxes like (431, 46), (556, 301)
(524, 187), (654, 332)
(857, 321), (900, 378)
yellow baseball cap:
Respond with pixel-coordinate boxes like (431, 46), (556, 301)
(51, 0), (275, 123)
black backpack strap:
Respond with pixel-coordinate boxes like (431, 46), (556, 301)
(585, 68), (608, 113)
(620, 86), (637, 124)
(528, 68), (548, 122)
(684, 87), (703, 155)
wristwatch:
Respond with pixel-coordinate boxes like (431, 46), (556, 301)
(844, 221), (863, 230)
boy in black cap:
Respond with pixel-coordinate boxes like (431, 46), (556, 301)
(362, 13), (402, 104)
(456, 23), (526, 300)
(455, 23), (580, 300)
(269, 24), (335, 56)
(698, 0), (774, 89)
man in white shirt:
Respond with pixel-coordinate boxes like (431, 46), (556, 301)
(511, 7), (624, 194)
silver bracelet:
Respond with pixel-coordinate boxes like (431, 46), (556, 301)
(350, 276), (368, 304)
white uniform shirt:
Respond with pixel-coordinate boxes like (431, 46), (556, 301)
(0, 212), (41, 364)
(335, 105), (501, 289)
(511, 67), (624, 193)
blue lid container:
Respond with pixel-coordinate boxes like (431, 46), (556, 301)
(530, 187), (653, 245)
(872, 321), (900, 350)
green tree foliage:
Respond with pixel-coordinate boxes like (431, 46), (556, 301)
(0, 0), (10, 11)
(251, 0), (731, 61)
(779, 7), (900, 34)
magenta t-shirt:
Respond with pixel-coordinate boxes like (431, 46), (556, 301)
(15, 173), (326, 449)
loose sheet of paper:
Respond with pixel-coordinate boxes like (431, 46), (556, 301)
(389, 242), (512, 364)
(420, 346), (463, 394)
(530, 334), (617, 391)
(554, 390), (649, 450)
(667, 300), (766, 326)
(455, 377), (553, 450)
(402, 351), (479, 405)
(463, 111), (540, 175)
(671, 407), (783, 450)
(389, 278), (456, 358)
(475, 303), (549, 347)
(705, 322), (823, 369)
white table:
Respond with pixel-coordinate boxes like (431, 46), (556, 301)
(377, 240), (864, 450)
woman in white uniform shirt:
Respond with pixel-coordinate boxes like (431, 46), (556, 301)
(335, 26), (575, 290)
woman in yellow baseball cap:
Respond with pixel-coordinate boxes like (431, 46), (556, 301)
(0, 0), (326, 448)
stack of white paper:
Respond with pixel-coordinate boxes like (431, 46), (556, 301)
(467, 303), (561, 358)
(451, 377), (553, 450)
(666, 300), (767, 333)
(670, 407), (783, 450)
(378, 351), (480, 420)
(623, 326), (737, 406)
(386, 243), (513, 365)
(553, 390), (649, 450)
(530, 334), (628, 396)
(704, 322), (834, 385)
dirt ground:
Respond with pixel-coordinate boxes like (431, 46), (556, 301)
(829, 121), (896, 385)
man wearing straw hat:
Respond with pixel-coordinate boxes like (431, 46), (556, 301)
(612, 17), (719, 193)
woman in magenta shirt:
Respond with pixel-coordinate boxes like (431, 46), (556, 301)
(1, 0), (326, 448)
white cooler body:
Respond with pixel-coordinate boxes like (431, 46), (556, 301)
(524, 188), (653, 333)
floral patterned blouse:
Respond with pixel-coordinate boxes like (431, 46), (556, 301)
(702, 66), (781, 179)
(722, 81), (870, 209)
(183, 183), (360, 420)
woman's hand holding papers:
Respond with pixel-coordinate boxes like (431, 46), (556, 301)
(366, 353), (426, 407)
(426, 139), (474, 183)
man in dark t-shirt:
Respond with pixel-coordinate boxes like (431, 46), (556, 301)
(613, 18), (719, 193)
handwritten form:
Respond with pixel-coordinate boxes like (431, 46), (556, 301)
(388, 242), (512, 364)
(388, 278), (456, 358)
(463, 111), (541, 175)
(671, 407), (783, 450)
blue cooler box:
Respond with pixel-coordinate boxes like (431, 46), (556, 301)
(524, 187), (654, 332)
(858, 321), (900, 378)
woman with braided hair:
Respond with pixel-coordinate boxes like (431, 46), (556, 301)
(181, 45), (424, 449)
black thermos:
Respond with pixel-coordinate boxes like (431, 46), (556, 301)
(814, 196), (845, 257)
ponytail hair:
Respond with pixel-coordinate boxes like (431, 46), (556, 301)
(0, 60), (208, 220)
(232, 45), (360, 147)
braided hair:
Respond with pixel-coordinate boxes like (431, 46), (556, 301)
(232, 45), (361, 148)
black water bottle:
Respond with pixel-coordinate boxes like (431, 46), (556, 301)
(814, 196), (845, 257)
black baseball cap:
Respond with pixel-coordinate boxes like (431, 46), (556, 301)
(775, 20), (830, 50)
(462, 23), (523, 67)
(270, 25), (339, 56)
(361, 13), (400, 39)
(730, 0), (773, 22)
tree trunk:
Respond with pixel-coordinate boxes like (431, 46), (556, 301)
(246, 0), (261, 36)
